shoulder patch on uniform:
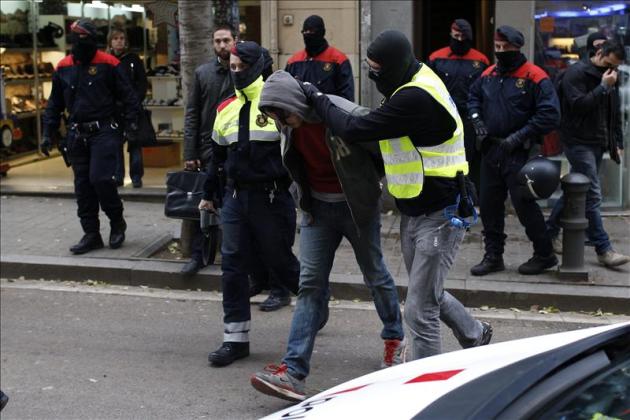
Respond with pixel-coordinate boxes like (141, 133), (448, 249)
(429, 47), (453, 61)
(314, 46), (348, 64)
(286, 50), (308, 65)
(217, 95), (237, 113)
(511, 62), (549, 84)
(91, 50), (120, 66)
(56, 55), (74, 70)
(462, 49), (490, 65)
(481, 64), (496, 78)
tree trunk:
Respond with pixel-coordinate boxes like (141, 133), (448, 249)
(177, 0), (214, 258)
(178, 0), (214, 100)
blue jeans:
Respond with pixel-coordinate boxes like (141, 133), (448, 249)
(115, 141), (144, 184)
(546, 143), (611, 255)
(401, 211), (483, 360)
(283, 199), (403, 379)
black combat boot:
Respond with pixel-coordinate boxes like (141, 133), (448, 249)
(470, 254), (505, 276)
(109, 218), (127, 249)
(518, 254), (558, 275)
(70, 233), (104, 254)
(181, 258), (203, 276)
(208, 342), (250, 367)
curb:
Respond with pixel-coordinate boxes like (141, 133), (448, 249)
(1, 254), (628, 314)
(3, 279), (628, 326)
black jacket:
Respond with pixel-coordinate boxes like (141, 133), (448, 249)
(559, 60), (623, 149)
(468, 60), (560, 142)
(184, 58), (234, 162)
(116, 51), (147, 102)
(43, 50), (139, 137)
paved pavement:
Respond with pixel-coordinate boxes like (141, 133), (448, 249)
(0, 195), (629, 312)
(1, 280), (627, 420)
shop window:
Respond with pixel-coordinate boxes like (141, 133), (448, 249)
(534, 1), (629, 208)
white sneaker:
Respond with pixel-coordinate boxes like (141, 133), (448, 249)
(552, 236), (562, 255)
(597, 250), (630, 267)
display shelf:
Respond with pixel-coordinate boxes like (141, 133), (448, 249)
(1, 47), (61, 53)
(146, 105), (184, 110)
(4, 78), (52, 85)
(147, 75), (181, 79)
(14, 111), (38, 119)
(156, 136), (183, 142)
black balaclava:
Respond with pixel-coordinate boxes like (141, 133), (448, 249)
(587, 32), (607, 58)
(302, 15), (328, 57)
(367, 30), (420, 98)
(231, 41), (265, 90)
(494, 26), (526, 74)
(449, 19), (473, 56)
(70, 19), (98, 65)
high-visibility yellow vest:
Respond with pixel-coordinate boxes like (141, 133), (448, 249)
(212, 76), (279, 145)
(379, 65), (468, 199)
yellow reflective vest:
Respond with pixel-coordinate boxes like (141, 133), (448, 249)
(212, 76), (279, 146)
(379, 65), (468, 199)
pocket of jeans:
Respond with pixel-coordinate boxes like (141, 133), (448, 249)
(300, 212), (314, 227)
(417, 223), (463, 254)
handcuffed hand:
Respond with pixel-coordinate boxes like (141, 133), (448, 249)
(185, 160), (201, 171)
(40, 136), (52, 157)
(198, 199), (216, 213)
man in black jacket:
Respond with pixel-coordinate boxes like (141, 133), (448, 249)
(109, 27), (148, 188)
(181, 24), (237, 275)
(546, 41), (629, 268)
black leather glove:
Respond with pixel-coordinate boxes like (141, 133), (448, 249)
(470, 114), (488, 140)
(499, 134), (523, 154)
(299, 81), (323, 103)
(40, 136), (52, 157)
(125, 122), (139, 143)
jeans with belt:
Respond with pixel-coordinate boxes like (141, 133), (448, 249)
(283, 199), (403, 379)
(400, 210), (483, 360)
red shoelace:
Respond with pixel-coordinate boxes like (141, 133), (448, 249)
(263, 364), (289, 375)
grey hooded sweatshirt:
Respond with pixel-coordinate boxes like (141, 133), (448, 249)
(259, 70), (384, 229)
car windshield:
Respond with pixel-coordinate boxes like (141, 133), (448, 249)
(548, 360), (630, 420)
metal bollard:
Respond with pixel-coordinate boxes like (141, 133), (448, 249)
(558, 173), (591, 281)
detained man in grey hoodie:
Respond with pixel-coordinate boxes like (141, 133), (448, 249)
(249, 70), (404, 402)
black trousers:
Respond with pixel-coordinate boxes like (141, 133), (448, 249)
(479, 144), (552, 257)
(220, 188), (299, 325)
(68, 125), (124, 233)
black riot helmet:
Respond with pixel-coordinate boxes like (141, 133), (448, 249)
(517, 156), (560, 200)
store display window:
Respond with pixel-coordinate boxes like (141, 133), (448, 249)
(534, 1), (629, 208)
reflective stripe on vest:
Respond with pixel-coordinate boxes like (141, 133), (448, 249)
(212, 76), (279, 146)
(379, 65), (468, 199)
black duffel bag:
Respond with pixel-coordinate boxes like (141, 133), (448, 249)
(164, 170), (207, 220)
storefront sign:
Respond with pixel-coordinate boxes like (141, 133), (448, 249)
(540, 16), (555, 33)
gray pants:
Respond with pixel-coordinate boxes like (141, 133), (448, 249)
(401, 211), (483, 360)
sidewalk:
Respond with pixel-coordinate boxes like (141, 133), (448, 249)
(1, 194), (629, 313)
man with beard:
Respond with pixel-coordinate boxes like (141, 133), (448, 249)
(546, 41), (629, 268)
(198, 41), (299, 367)
(42, 19), (140, 254)
(429, 19), (489, 192)
(249, 31), (492, 401)
(467, 26), (560, 276)
(181, 24), (238, 276)
(285, 15), (354, 101)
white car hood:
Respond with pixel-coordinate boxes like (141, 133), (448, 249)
(261, 322), (629, 420)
